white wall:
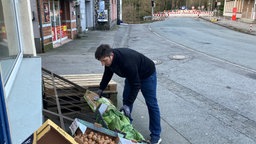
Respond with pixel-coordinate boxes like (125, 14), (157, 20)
(253, 2), (256, 19)
(80, 0), (87, 32)
(78, 0), (95, 31)
(120, 0), (122, 21)
(6, 57), (42, 144)
(86, 0), (94, 29)
(17, 0), (36, 56)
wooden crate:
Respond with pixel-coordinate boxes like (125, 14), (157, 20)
(22, 119), (78, 144)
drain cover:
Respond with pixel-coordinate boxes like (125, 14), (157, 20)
(169, 55), (186, 60)
(152, 59), (162, 65)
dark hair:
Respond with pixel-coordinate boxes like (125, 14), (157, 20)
(95, 44), (113, 60)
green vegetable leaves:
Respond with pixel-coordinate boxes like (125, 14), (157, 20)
(97, 98), (145, 142)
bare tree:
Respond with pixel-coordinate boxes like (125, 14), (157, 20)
(122, 0), (223, 23)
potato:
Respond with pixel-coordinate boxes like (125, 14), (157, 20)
(89, 131), (94, 135)
(88, 133), (93, 139)
(83, 137), (88, 142)
(74, 137), (83, 144)
(74, 129), (117, 144)
(92, 135), (97, 141)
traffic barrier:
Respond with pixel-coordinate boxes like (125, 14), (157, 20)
(154, 10), (214, 18)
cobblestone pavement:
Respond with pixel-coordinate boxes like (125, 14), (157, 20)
(200, 16), (256, 36)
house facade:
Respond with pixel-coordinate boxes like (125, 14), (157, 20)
(31, 0), (120, 53)
(223, 0), (256, 21)
(76, 0), (119, 32)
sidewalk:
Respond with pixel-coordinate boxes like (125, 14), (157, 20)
(200, 16), (256, 35)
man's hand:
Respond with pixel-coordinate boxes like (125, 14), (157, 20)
(93, 89), (103, 101)
(120, 105), (131, 119)
(96, 89), (103, 97)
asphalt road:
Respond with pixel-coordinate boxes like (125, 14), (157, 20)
(117, 18), (256, 144)
(41, 17), (256, 144)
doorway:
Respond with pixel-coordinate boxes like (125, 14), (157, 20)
(50, 0), (67, 44)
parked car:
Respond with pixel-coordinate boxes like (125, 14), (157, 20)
(180, 6), (187, 10)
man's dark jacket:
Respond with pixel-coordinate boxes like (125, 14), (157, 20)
(99, 48), (156, 106)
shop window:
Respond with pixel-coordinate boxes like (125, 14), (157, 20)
(0, 0), (22, 85)
(44, 2), (50, 23)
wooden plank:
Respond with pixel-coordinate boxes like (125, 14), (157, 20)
(61, 74), (117, 91)
(61, 75), (116, 84)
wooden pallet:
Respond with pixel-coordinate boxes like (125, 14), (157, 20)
(61, 74), (118, 106)
(61, 74), (117, 91)
(42, 68), (120, 131)
(42, 68), (96, 131)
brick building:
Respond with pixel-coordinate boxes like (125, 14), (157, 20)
(31, 0), (78, 52)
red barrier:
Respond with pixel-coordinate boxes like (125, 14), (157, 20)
(232, 7), (237, 21)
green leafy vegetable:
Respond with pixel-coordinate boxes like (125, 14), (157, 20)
(97, 98), (145, 141)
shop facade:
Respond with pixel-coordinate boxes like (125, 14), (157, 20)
(31, 0), (121, 52)
(75, 0), (119, 31)
(32, 0), (78, 52)
(94, 0), (118, 30)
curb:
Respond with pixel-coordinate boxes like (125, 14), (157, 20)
(200, 17), (256, 36)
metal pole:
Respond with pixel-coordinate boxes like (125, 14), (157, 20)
(151, 0), (154, 20)
(152, 6), (154, 17)
(37, 0), (45, 53)
(51, 72), (65, 130)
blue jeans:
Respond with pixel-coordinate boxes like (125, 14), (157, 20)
(123, 72), (161, 142)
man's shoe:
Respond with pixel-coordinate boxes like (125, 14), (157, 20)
(149, 138), (162, 144)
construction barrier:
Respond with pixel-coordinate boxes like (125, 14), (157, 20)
(249, 24), (253, 33)
(153, 10), (214, 18)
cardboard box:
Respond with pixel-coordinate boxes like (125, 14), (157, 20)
(84, 90), (100, 112)
(69, 118), (141, 144)
(84, 90), (117, 112)
(95, 103), (109, 128)
(22, 119), (77, 144)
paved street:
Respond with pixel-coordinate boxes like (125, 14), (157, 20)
(40, 17), (256, 144)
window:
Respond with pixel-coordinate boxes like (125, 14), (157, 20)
(0, 0), (22, 85)
(0, 73), (11, 144)
(0, 0), (22, 142)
